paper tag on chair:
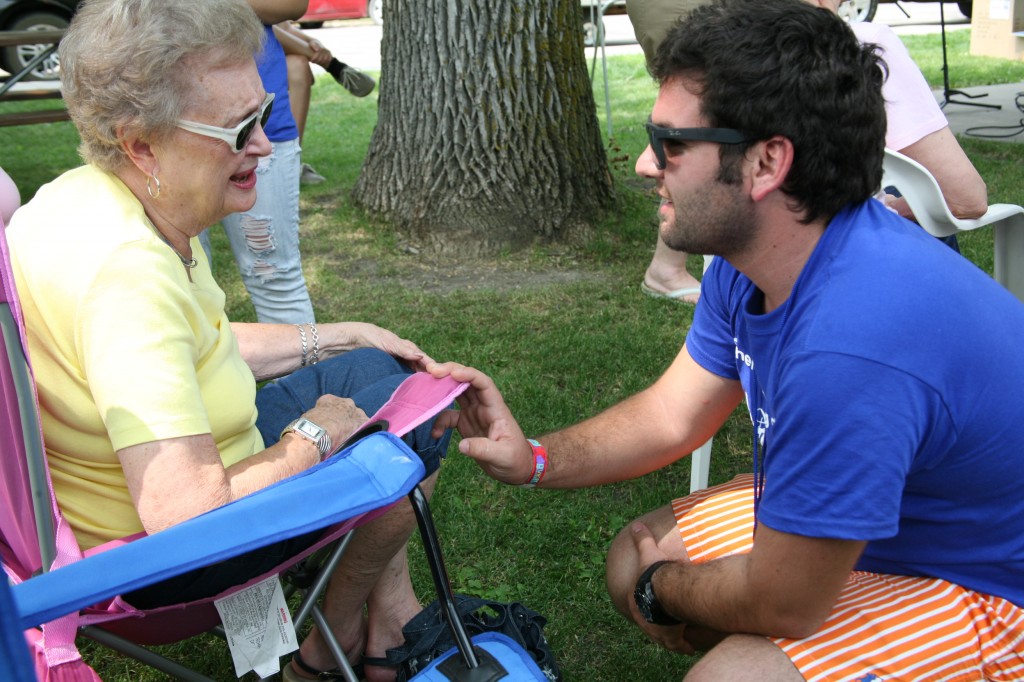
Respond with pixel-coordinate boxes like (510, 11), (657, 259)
(214, 575), (299, 678)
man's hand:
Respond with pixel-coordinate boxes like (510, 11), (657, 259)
(628, 522), (696, 654)
(427, 362), (535, 485)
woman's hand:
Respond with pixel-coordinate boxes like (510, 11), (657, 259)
(303, 394), (368, 448)
(880, 192), (915, 222)
(307, 39), (332, 68)
(342, 322), (434, 371)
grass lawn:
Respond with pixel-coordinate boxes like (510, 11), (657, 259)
(2, 28), (1023, 682)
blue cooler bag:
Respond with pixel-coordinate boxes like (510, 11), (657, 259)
(397, 491), (560, 681)
(408, 631), (549, 681)
(383, 594), (560, 681)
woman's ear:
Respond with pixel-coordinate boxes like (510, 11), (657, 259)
(119, 126), (159, 178)
(748, 136), (794, 203)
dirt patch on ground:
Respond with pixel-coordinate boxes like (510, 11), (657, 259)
(317, 248), (607, 296)
(391, 256), (604, 296)
(302, 192), (612, 296)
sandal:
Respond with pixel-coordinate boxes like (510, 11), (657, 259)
(360, 652), (404, 681)
(281, 651), (365, 681)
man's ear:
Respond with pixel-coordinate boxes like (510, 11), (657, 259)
(748, 136), (794, 203)
(119, 126), (159, 178)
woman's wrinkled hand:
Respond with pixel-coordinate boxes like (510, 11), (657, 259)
(304, 394), (368, 448)
(307, 39), (332, 68)
(349, 322), (433, 371)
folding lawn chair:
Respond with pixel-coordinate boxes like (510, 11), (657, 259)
(1, 573), (36, 682)
(0, 216), (453, 681)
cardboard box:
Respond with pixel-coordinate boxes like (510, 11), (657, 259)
(970, 0), (1024, 61)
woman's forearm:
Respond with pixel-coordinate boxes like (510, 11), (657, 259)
(231, 321), (371, 381)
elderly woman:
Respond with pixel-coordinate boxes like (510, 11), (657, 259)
(6, 1), (441, 680)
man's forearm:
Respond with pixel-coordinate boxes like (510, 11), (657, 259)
(653, 554), (776, 636)
(652, 530), (864, 640)
(536, 390), (694, 488)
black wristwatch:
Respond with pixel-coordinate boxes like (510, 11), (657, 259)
(633, 560), (683, 626)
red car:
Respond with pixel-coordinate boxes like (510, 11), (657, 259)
(298, 0), (383, 28)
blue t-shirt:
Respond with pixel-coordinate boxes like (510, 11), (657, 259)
(687, 199), (1024, 607)
(255, 25), (299, 143)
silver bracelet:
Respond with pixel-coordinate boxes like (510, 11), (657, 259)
(308, 322), (320, 365)
(296, 324), (308, 367)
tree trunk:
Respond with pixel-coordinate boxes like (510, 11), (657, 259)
(353, 0), (615, 256)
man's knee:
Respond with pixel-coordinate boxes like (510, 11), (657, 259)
(606, 521), (643, 617)
(605, 504), (686, 617)
(685, 635), (803, 682)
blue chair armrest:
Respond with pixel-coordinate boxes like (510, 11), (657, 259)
(12, 432), (424, 628)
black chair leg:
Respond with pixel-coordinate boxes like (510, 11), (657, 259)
(407, 486), (479, 670)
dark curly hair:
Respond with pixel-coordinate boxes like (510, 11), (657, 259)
(651, 0), (887, 224)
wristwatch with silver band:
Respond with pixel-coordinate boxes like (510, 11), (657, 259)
(280, 417), (332, 460)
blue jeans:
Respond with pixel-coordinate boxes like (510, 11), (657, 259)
(125, 348), (451, 608)
(208, 137), (316, 324)
(256, 348), (452, 474)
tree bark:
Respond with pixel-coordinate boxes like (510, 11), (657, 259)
(353, 0), (615, 256)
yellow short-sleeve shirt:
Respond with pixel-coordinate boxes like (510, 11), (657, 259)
(8, 166), (263, 549)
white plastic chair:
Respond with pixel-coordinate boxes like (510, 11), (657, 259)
(881, 147), (1024, 303)
(690, 438), (713, 493)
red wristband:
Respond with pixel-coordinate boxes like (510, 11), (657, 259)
(519, 439), (548, 488)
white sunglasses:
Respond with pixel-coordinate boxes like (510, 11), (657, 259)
(176, 92), (274, 153)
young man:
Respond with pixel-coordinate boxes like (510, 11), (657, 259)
(429, 0), (1024, 679)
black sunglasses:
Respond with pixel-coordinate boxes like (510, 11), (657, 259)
(645, 117), (752, 170)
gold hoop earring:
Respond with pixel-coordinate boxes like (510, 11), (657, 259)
(146, 174), (161, 199)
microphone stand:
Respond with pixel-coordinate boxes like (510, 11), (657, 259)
(939, 1), (1000, 109)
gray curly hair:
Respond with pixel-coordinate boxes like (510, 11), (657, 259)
(59, 0), (265, 171)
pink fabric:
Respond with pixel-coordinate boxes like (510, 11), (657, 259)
(27, 629), (102, 682)
(0, 217), (49, 582)
(343, 372), (468, 449)
(851, 22), (948, 151)
(3, 220), (100, 679)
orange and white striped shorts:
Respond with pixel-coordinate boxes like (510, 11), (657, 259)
(672, 474), (1024, 681)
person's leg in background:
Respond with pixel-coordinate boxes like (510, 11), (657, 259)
(219, 137), (316, 324)
(285, 53), (327, 185)
(627, 0), (709, 305)
(643, 233), (703, 304)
